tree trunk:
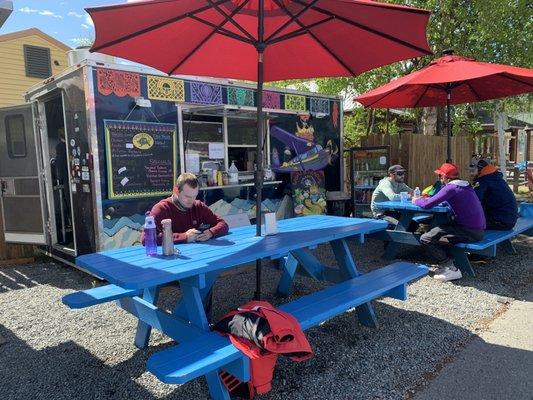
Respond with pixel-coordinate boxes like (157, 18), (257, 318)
(366, 109), (374, 135)
(421, 107), (438, 135)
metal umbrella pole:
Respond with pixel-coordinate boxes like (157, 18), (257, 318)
(446, 85), (452, 162)
(254, 0), (265, 300)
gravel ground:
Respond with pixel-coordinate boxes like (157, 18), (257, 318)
(0, 236), (531, 400)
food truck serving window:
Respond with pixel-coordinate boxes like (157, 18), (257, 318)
(184, 121), (224, 174)
(227, 119), (256, 146)
(5, 115), (27, 158)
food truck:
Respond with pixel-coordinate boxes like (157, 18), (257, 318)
(0, 60), (343, 265)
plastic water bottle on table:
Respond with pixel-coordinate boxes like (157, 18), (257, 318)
(144, 212), (157, 256)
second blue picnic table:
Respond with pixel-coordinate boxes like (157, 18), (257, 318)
(373, 200), (451, 259)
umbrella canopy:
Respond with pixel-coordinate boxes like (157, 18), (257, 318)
(356, 54), (533, 161)
(88, 0), (431, 82)
(87, 0), (431, 299)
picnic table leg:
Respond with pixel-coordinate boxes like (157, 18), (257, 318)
(276, 253), (299, 297)
(205, 371), (231, 400)
(383, 212), (415, 260)
(450, 248), (476, 277)
(331, 239), (378, 328)
(172, 272), (218, 321)
(181, 275), (232, 400)
(500, 239), (517, 255)
(179, 277), (211, 331)
(134, 286), (160, 348)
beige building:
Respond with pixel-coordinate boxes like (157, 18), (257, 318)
(0, 28), (70, 107)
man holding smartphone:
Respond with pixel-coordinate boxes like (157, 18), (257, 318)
(141, 172), (229, 320)
(141, 172), (229, 245)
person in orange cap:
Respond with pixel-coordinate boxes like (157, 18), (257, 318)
(414, 163), (486, 282)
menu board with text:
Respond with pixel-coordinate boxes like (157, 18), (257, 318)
(104, 120), (177, 199)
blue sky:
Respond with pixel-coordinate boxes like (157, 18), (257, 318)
(1, 1), (134, 48)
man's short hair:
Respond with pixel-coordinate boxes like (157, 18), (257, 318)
(176, 172), (199, 191)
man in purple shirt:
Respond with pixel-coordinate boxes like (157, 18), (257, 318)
(415, 163), (486, 282)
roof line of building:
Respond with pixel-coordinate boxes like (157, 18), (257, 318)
(0, 27), (71, 51)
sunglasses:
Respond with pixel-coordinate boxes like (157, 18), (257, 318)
(394, 171), (405, 176)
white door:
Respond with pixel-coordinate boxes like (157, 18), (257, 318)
(0, 103), (48, 244)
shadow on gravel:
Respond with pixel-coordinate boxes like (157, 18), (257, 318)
(389, 236), (533, 302)
(0, 299), (479, 400)
(0, 321), (211, 400)
(0, 262), (95, 294)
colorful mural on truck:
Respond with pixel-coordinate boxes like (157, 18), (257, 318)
(92, 67), (340, 250)
(291, 170), (327, 216)
(100, 196), (293, 250)
(269, 108), (341, 195)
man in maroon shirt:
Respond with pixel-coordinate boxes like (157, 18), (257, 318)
(141, 172), (228, 245)
(141, 173), (228, 320)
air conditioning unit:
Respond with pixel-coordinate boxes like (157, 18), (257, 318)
(67, 46), (115, 66)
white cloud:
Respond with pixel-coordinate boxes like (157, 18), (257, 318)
(81, 24), (90, 30)
(85, 14), (94, 26)
(39, 10), (63, 19)
(20, 7), (63, 19)
(19, 7), (39, 13)
(68, 11), (83, 18)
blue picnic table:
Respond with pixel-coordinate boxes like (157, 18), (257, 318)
(373, 200), (450, 259)
(373, 201), (533, 277)
(63, 215), (428, 400)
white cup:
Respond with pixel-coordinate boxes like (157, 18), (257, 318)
(263, 212), (278, 235)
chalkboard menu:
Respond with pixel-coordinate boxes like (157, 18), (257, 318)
(104, 120), (177, 199)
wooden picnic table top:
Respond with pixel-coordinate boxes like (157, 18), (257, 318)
(76, 215), (387, 290)
(374, 200), (450, 213)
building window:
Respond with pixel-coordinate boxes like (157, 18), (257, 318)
(5, 115), (27, 158)
(23, 45), (52, 79)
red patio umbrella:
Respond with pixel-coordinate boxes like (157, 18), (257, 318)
(356, 53), (533, 161)
(86, 0), (431, 298)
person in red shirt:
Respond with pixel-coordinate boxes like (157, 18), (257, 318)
(141, 172), (229, 245)
(141, 173), (228, 320)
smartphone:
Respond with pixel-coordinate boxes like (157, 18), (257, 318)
(198, 223), (211, 232)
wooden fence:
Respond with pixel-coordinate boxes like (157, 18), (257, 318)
(0, 205), (35, 265)
(360, 133), (473, 189)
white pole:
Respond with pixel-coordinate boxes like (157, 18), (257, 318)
(495, 109), (507, 177)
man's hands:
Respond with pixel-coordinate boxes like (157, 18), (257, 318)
(197, 229), (213, 242)
(186, 228), (213, 242)
(186, 228), (201, 243)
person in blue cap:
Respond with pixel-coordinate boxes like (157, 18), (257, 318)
(471, 159), (517, 230)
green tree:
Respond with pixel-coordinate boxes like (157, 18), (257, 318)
(273, 0), (533, 146)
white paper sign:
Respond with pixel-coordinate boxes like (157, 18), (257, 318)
(208, 142), (225, 159)
(185, 153), (200, 174)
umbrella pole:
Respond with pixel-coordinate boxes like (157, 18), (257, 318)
(446, 87), (452, 163)
(254, 0), (265, 301)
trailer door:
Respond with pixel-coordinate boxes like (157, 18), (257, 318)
(0, 103), (48, 244)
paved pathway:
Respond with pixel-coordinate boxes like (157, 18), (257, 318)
(415, 290), (533, 400)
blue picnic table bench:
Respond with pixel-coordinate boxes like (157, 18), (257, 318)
(452, 202), (533, 276)
(373, 201), (533, 277)
(62, 215), (428, 400)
